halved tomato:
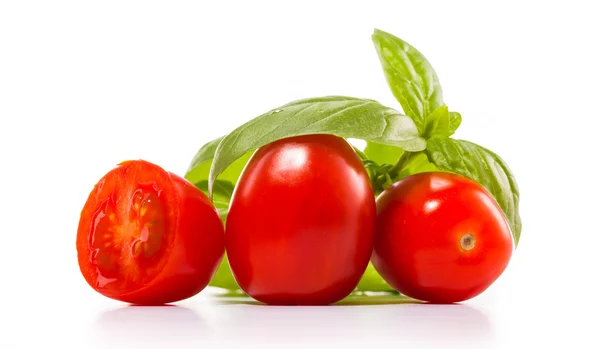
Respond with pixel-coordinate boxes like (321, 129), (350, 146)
(77, 160), (224, 304)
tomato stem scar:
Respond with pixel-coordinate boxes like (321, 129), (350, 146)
(460, 234), (475, 251)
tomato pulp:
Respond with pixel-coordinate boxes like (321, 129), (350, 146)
(76, 160), (224, 304)
(373, 172), (513, 303)
(226, 135), (376, 305)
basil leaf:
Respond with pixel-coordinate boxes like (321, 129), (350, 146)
(423, 106), (449, 138)
(194, 179), (234, 221)
(185, 137), (224, 184)
(356, 263), (395, 292)
(210, 254), (240, 291)
(186, 152), (252, 221)
(351, 145), (369, 162)
(185, 136), (253, 188)
(364, 142), (404, 165)
(395, 151), (438, 180)
(449, 111), (462, 134)
(421, 106), (462, 139)
(372, 29), (444, 134)
(208, 96), (425, 195)
(195, 179), (234, 200)
(426, 138), (522, 245)
(185, 137), (252, 292)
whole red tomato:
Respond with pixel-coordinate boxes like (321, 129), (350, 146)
(76, 160), (225, 304)
(373, 172), (513, 303)
(226, 135), (376, 305)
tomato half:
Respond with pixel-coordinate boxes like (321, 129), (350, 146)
(226, 135), (376, 305)
(372, 172), (513, 303)
(76, 160), (224, 304)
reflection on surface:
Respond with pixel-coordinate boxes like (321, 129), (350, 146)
(213, 296), (494, 347)
(91, 305), (209, 348)
(88, 296), (496, 348)
(214, 293), (419, 305)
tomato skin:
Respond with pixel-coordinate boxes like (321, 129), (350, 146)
(226, 135), (376, 305)
(372, 172), (513, 303)
(77, 160), (224, 305)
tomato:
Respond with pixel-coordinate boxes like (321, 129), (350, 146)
(372, 172), (513, 303)
(76, 160), (224, 304)
(226, 135), (376, 305)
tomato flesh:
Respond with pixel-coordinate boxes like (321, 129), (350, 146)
(77, 160), (225, 304)
(372, 172), (514, 303)
(88, 184), (170, 292)
(226, 135), (376, 305)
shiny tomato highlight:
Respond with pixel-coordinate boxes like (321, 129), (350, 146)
(226, 135), (376, 305)
(373, 172), (513, 303)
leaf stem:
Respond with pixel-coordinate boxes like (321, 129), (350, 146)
(388, 151), (413, 180)
(369, 151), (415, 195)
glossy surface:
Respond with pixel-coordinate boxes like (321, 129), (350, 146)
(226, 135), (376, 305)
(77, 160), (225, 304)
(373, 172), (513, 303)
(3, 2), (597, 347)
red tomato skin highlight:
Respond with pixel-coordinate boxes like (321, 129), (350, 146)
(226, 135), (376, 305)
(372, 172), (514, 303)
(77, 160), (224, 305)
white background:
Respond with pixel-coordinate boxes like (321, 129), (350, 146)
(1, 1), (598, 348)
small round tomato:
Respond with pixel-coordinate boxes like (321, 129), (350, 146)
(77, 160), (224, 304)
(372, 172), (513, 303)
(226, 135), (376, 305)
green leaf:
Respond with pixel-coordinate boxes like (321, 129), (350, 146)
(423, 106), (449, 138)
(194, 179), (235, 200)
(194, 179), (235, 221)
(185, 137), (253, 188)
(351, 145), (369, 162)
(186, 151), (252, 223)
(372, 29), (444, 134)
(395, 151), (438, 180)
(425, 138), (522, 245)
(209, 254), (241, 291)
(208, 96), (426, 195)
(449, 111), (462, 134)
(185, 137), (253, 292)
(185, 137), (224, 184)
(421, 106), (462, 139)
(356, 262), (395, 292)
(364, 141), (404, 165)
